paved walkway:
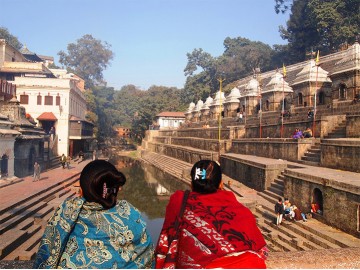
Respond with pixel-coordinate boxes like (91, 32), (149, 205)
(0, 159), (90, 212)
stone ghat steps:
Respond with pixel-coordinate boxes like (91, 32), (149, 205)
(141, 151), (191, 181)
(0, 176), (79, 232)
(0, 180), (78, 261)
(146, 141), (219, 169)
(255, 205), (345, 252)
(255, 196), (358, 250)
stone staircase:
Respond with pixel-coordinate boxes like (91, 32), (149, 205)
(255, 171), (360, 252)
(141, 151), (191, 181)
(325, 120), (347, 138)
(300, 141), (321, 166)
(0, 176), (79, 261)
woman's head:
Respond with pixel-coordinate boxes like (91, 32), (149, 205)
(190, 160), (222, 194)
(80, 160), (126, 209)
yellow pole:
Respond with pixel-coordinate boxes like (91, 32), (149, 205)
(217, 77), (225, 162)
(218, 77), (225, 142)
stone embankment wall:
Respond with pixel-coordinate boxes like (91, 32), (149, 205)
(321, 138), (360, 172)
(220, 153), (288, 191)
(230, 138), (314, 162)
(284, 168), (360, 238)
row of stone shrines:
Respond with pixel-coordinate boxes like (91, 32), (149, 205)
(185, 41), (360, 123)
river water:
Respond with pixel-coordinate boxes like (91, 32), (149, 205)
(110, 156), (190, 244)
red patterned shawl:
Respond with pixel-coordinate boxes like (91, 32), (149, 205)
(155, 190), (267, 269)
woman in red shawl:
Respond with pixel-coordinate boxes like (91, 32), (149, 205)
(155, 160), (268, 269)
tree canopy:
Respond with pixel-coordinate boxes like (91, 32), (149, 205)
(0, 27), (23, 50)
(58, 34), (114, 88)
(182, 37), (275, 105)
(276, 0), (359, 61)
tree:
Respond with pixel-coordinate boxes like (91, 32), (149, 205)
(275, 0), (360, 62)
(182, 37), (275, 104)
(0, 27), (23, 50)
(58, 34), (114, 88)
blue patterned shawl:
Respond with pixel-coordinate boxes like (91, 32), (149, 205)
(33, 197), (155, 269)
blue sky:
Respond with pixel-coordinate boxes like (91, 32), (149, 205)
(1, 0), (289, 90)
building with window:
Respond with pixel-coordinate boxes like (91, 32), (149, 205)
(155, 112), (185, 129)
(0, 39), (94, 162)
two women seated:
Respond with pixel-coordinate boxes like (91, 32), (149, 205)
(34, 159), (268, 269)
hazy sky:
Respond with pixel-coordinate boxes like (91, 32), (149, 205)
(1, 0), (289, 90)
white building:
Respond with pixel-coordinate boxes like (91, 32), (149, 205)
(155, 112), (185, 129)
(0, 39), (94, 158)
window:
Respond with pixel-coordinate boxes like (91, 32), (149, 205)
(298, 93), (303, 106)
(56, 96), (60, 106)
(20, 94), (29, 104)
(45, 96), (53, 105)
(37, 94), (42, 105)
(339, 84), (347, 100)
(265, 100), (270, 111)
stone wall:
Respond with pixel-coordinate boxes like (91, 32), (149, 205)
(230, 138), (313, 162)
(347, 115), (360, 137)
(283, 168), (360, 238)
(147, 142), (218, 164)
(321, 139), (360, 172)
(245, 114), (348, 139)
(221, 153), (288, 191)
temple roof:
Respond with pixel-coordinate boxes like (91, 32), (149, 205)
(291, 60), (332, 86)
(210, 90), (226, 106)
(224, 87), (241, 103)
(192, 100), (204, 112)
(262, 71), (293, 94)
(201, 96), (213, 111)
(244, 77), (260, 97)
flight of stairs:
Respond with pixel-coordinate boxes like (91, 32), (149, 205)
(0, 176), (79, 261)
(255, 172), (357, 252)
(324, 120), (347, 138)
(300, 141), (321, 166)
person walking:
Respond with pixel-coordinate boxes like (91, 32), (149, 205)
(66, 155), (71, 169)
(33, 162), (41, 182)
(275, 197), (284, 226)
(60, 154), (66, 169)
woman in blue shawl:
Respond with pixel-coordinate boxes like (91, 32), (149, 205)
(34, 160), (155, 269)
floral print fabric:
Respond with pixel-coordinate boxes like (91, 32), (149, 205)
(33, 197), (154, 269)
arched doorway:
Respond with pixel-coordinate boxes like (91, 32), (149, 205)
(1, 154), (8, 178)
(312, 188), (323, 215)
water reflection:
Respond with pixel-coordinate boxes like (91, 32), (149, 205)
(110, 156), (189, 242)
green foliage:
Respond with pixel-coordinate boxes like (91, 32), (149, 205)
(182, 37), (275, 104)
(276, 0), (360, 62)
(58, 34), (114, 88)
(0, 27), (23, 50)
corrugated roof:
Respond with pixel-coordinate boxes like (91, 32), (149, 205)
(37, 112), (57, 121)
(156, 112), (185, 117)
